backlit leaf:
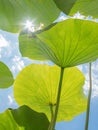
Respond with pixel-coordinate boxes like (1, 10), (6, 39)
(19, 19), (98, 68)
(0, 0), (60, 32)
(53, 0), (98, 18)
(0, 62), (14, 88)
(0, 108), (23, 130)
(70, 0), (98, 18)
(14, 64), (87, 121)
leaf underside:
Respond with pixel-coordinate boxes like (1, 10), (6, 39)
(14, 64), (87, 121)
(19, 19), (98, 68)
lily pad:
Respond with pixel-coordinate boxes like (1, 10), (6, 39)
(0, 62), (14, 88)
(19, 19), (98, 68)
(14, 64), (87, 121)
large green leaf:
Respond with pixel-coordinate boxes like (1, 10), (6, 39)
(70, 0), (98, 17)
(19, 19), (98, 68)
(53, 0), (98, 18)
(0, 105), (49, 130)
(0, 0), (60, 33)
(14, 64), (87, 121)
(0, 62), (14, 88)
(12, 105), (49, 130)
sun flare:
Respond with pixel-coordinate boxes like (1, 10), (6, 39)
(23, 20), (44, 32)
(23, 20), (35, 32)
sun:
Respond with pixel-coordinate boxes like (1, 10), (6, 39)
(23, 20), (44, 32)
(24, 20), (33, 28)
(23, 20), (35, 32)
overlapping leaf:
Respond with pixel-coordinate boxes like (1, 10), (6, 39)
(0, 108), (23, 130)
(0, 0), (60, 32)
(14, 64), (87, 121)
(53, 0), (77, 14)
(0, 105), (49, 130)
(53, 0), (98, 18)
(19, 19), (98, 68)
(70, 0), (98, 17)
(0, 62), (14, 88)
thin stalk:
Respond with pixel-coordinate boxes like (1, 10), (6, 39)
(49, 67), (64, 130)
(50, 104), (54, 122)
(48, 104), (54, 130)
(85, 63), (92, 130)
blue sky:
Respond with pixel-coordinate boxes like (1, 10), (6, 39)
(0, 15), (98, 130)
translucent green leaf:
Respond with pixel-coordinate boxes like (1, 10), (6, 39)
(19, 19), (98, 68)
(0, 105), (49, 130)
(19, 33), (53, 61)
(53, 0), (98, 18)
(0, 62), (14, 88)
(0, 0), (60, 33)
(70, 0), (98, 18)
(0, 109), (23, 130)
(14, 64), (87, 121)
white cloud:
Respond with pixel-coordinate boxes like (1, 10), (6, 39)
(59, 11), (98, 23)
(0, 34), (9, 48)
(78, 61), (98, 98)
(8, 95), (13, 104)
(0, 32), (25, 77)
(7, 93), (18, 109)
(11, 55), (25, 76)
(72, 11), (85, 19)
(0, 87), (18, 112)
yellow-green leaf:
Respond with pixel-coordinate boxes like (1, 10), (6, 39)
(14, 64), (87, 121)
(19, 19), (98, 68)
(0, 62), (14, 88)
(0, 109), (23, 130)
